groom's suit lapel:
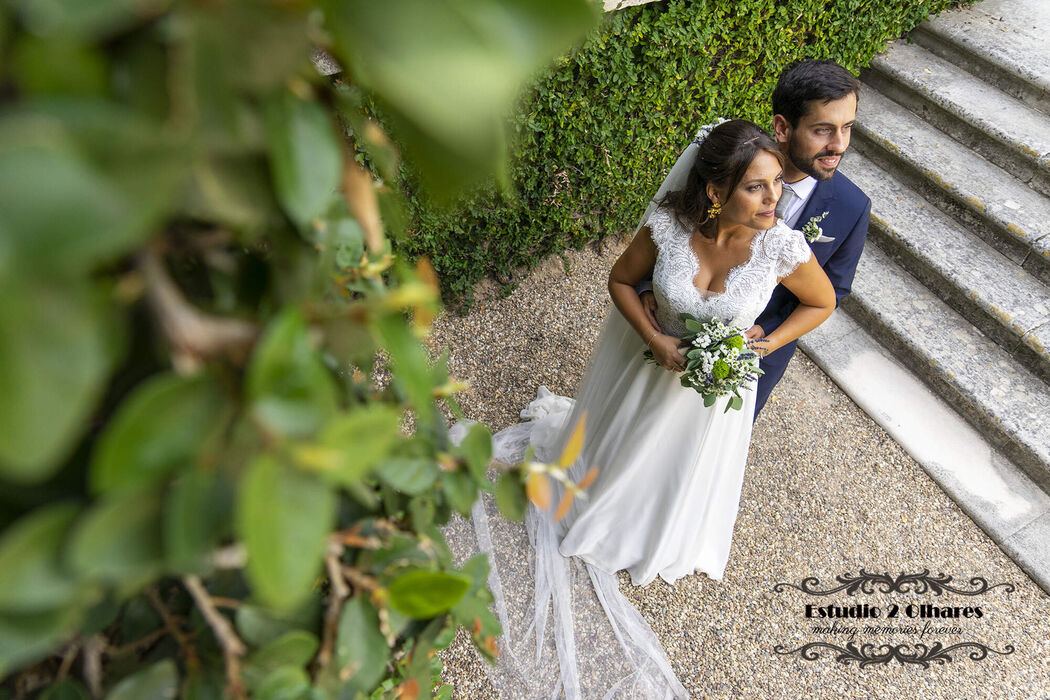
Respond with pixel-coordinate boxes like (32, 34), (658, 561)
(795, 176), (835, 228)
(794, 175), (839, 264)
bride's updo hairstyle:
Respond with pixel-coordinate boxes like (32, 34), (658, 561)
(660, 119), (782, 239)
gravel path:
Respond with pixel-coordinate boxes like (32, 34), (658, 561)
(425, 233), (1050, 699)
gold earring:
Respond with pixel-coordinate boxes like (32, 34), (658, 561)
(707, 201), (722, 218)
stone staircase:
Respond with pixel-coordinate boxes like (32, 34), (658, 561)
(799, 0), (1050, 591)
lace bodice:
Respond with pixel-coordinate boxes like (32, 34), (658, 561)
(647, 207), (812, 336)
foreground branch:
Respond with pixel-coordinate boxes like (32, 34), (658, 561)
(141, 247), (257, 371)
(146, 587), (199, 671)
(316, 542), (351, 675)
(183, 575), (246, 699)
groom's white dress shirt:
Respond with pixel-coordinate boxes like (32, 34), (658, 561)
(779, 175), (817, 228)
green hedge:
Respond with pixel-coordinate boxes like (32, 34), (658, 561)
(399, 0), (970, 309)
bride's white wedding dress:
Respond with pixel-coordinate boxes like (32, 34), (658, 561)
(448, 208), (811, 698)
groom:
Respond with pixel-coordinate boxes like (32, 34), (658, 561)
(639, 59), (871, 418)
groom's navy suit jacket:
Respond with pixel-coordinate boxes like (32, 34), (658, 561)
(753, 171), (870, 417)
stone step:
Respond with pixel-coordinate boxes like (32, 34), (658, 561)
(863, 39), (1050, 197)
(799, 308), (1050, 595)
(840, 149), (1050, 385)
(842, 242), (1050, 492)
(853, 86), (1050, 287)
(911, 0), (1050, 116)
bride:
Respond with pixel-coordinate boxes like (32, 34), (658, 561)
(451, 119), (836, 698)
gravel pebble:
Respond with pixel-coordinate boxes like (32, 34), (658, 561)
(425, 233), (1050, 699)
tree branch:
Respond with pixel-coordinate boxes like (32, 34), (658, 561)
(146, 587), (200, 672)
(315, 541), (351, 676)
(141, 246), (257, 372)
(82, 635), (106, 699)
(183, 575), (246, 700)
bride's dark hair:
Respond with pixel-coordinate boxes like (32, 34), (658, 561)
(659, 119), (783, 239)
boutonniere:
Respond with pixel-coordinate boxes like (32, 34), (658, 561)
(800, 211), (835, 243)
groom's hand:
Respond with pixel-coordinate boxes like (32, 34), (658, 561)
(640, 291), (659, 330)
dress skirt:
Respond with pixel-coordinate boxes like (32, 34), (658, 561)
(529, 305), (757, 586)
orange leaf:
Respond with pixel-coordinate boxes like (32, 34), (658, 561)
(526, 472), (551, 510)
(578, 465), (599, 489)
(557, 412), (587, 468)
(483, 635), (500, 658)
(396, 679), (420, 700)
(415, 257), (440, 294)
(343, 159), (384, 253)
(553, 491), (574, 521)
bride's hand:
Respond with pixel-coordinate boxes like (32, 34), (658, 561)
(649, 334), (687, 372)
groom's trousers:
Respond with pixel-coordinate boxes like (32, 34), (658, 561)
(753, 339), (797, 419)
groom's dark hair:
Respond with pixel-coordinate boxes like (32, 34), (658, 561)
(772, 60), (860, 127)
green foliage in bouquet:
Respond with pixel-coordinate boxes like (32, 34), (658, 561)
(0, 0), (598, 697)
(398, 0), (974, 309)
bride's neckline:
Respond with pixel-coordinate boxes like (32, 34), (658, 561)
(685, 226), (766, 299)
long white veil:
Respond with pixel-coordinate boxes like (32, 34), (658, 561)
(444, 122), (726, 699)
(448, 393), (688, 699)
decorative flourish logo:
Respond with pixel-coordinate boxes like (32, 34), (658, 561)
(773, 568), (1016, 597)
(773, 641), (1015, 668)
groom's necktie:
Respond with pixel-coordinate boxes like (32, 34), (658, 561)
(775, 182), (797, 220)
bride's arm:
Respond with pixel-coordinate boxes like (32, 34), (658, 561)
(607, 227), (685, 371)
(761, 257), (836, 355)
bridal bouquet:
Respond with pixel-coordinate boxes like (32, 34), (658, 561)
(643, 313), (764, 411)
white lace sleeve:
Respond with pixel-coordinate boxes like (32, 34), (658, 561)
(644, 208), (677, 251)
(773, 223), (813, 278)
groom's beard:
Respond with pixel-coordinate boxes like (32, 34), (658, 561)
(789, 142), (842, 181)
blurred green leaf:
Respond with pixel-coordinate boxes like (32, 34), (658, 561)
(374, 458), (439, 496)
(0, 604), (85, 678)
(237, 454), (336, 610)
(330, 218), (365, 270)
(248, 309), (339, 438)
(407, 495), (436, 529)
(494, 470), (526, 522)
(455, 423), (492, 486)
(320, 315), (375, 370)
(265, 92), (343, 230)
(182, 153), (286, 238)
(91, 372), (225, 494)
(11, 35), (107, 96)
(335, 595), (387, 696)
(0, 503), (81, 612)
(104, 659), (177, 700)
(40, 679), (90, 700)
(67, 487), (164, 589)
(181, 672), (225, 700)
(245, 631), (319, 683)
(164, 468), (233, 574)
(0, 109), (182, 277)
(323, 0), (598, 199)
(0, 277), (116, 482)
(235, 599), (323, 649)
(255, 666), (311, 700)
(12, 0), (172, 38)
(302, 406), (402, 487)
(388, 570), (471, 619)
(438, 471), (475, 517)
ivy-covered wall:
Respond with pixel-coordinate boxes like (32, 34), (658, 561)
(399, 0), (970, 309)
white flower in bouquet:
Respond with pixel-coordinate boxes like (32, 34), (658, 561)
(643, 313), (765, 412)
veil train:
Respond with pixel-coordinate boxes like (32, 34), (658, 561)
(448, 328), (690, 699)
